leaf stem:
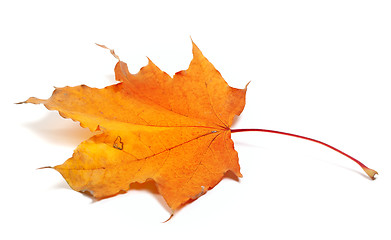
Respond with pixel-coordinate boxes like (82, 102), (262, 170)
(230, 128), (378, 180)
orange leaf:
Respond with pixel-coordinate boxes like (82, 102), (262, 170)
(23, 41), (247, 211)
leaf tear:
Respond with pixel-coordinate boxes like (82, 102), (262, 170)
(113, 136), (124, 150)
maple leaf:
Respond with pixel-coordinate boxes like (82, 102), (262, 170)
(21, 41), (378, 216)
(22, 41), (247, 211)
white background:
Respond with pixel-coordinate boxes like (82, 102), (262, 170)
(1, 0), (390, 239)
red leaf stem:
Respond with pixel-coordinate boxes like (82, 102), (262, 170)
(231, 128), (378, 180)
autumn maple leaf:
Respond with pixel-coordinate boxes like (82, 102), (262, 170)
(22, 41), (247, 211)
(20, 41), (377, 214)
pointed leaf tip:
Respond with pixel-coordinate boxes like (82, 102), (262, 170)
(191, 40), (202, 56)
(162, 213), (174, 223)
(37, 166), (53, 170)
(96, 43), (120, 61)
(17, 97), (46, 105)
